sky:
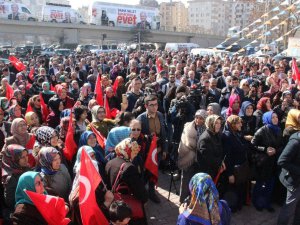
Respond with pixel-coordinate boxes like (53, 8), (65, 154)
(70, 0), (187, 9)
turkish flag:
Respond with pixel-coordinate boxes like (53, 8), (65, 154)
(79, 149), (109, 225)
(292, 58), (300, 82)
(95, 74), (104, 106)
(88, 122), (106, 149)
(155, 56), (163, 73)
(104, 96), (112, 119)
(5, 83), (14, 100)
(39, 93), (49, 123)
(144, 134), (158, 184)
(8, 56), (26, 71)
(25, 190), (70, 225)
(112, 78), (119, 95)
(28, 68), (35, 81)
(63, 110), (77, 161)
(25, 135), (36, 168)
(26, 100), (34, 114)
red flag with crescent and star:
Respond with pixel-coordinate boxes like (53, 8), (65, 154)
(5, 83), (14, 100)
(292, 58), (300, 82)
(8, 56), (26, 71)
(95, 74), (104, 106)
(144, 134), (158, 184)
(63, 108), (77, 161)
(25, 190), (70, 225)
(88, 122), (106, 149)
(79, 148), (109, 225)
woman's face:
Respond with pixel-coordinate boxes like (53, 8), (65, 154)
(207, 106), (214, 116)
(266, 100), (271, 110)
(18, 150), (28, 167)
(235, 120), (242, 131)
(271, 113), (278, 126)
(14, 106), (22, 118)
(80, 111), (88, 120)
(34, 97), (41, 108)
(42, 84), (48, 91)
(50, 133), (59, 147)
(31, 113), (40, 126)
(34, 175), (45, 194)
(87, 134), (97, 147)
(17, 121), (27, 134)
(51, 154), (61, 171)
(58, 102), (64, 112)
(232, 100), (240, 110)
(245, 105), (254, 116)
(60, 89), (67, 99)
(130, 122), (141, 140)
(214, 119), (222, 133)
(97, 108), (106, 121)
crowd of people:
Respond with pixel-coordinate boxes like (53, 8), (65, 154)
(0, 49), (299, 225)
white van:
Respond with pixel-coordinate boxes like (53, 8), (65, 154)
(0, 2), (36, 21)
(191, 48), (230, 59)
(165, 43), (199, 53)
(42, 4), (85, 24)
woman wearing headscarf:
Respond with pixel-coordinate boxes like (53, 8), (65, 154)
(2, 118), (35, 167)
(206, 103), (221, 116)
(14, 90), (27, 109)
(41, 82), (55, 104)
(222, 115), (249, 212)
(105, 86), (121, 111)
(78, 131), (107, 175)
(27, 95), (43, 125)
(55, 85), (74, 109)
(8, 104), (23, 122)
(283, 109), (300, 144)
(86, 105), (115, 138)
(197, 115), (225, 180)
(239, 101), (257, 142)
(177, 173), (231, 225)
(105, 138), (148, 224)
(178, 110), (207, 203)
(25, 111), (40, 134)
(46, 97), (64, 129)
(1, 144), (30, 223)
(69, 146), (113, 224)
(251, 111), (283, 212)
(222, 94), (240, 119)
(253, 97), (271, 129)
(0, 108), (11, 151)
(55, 116), (70, 143)
(37, 147), (72, 201)
(11, 171), (48, 224)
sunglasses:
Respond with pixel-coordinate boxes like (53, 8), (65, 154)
(131, 128), (141, 131)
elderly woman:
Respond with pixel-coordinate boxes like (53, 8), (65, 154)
(1, 144), (30, 223)
(86, 105), (115, 138)
(105, 138), (148, 224)
(197, 115), (225, 180)
(251, 111), (283, 212)
(178, 110), (207, 203)
(177, 173), (231, 225)
(11, 171), (48, 224)
(37, 147), (72, 201)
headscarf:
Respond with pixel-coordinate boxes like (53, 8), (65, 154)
(59, 116), (70, 140)
(207, 103), (221, 116)
(91, 105), (105, 122)
(8, 105), (21, 121)
(25, 112), (36, 126)
(42, 82), (55, 95)
(182, 173), (221, 225)
(285, 109), (300, 130)
(227, 94), (240, 117)
(38, 147), (60, 175)
(205, 115), (222, 133)
(226, 115), (242, 132)
(239, 101), (254, 117)
(115, 138), (141, 161)
(15, 171), (46, 206)
(11, 118), (30, 147)
(262, 111), (281, 134)
(78, 131), (96, 147)
(73, 145), (96, 174)
(0, 97), (9, 111)
(256, 97), (270, 113)
(1, 144), (29, 175)
(35, 126), (58, 147)
(48, 97), (62, 115)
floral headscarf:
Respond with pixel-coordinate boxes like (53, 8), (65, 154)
(38, 147), (60, 175)
(1, 144), (29, 175)
(25, 112), (36, 126)
(35, 126), (58, 147)
(183, 173), (221, 225)
(115, 138), (141, 161)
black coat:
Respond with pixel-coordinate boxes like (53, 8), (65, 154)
(251, 125), (283, 180)
(197, 130), (223, 178)
(278, 132), (300, 191)
(105, 157), (148, 204)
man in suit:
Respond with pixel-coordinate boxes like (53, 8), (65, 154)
(137, 95), (167, 203)
(208, 78), (221, 104)
(8, 3), (20, 20)
(161, 74), (177, 95)
(187, 70), (199, 87)
(137, 11), (151, 29)
(216, 67), (230, 90)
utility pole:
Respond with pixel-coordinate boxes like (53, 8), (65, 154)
(138, 30), (141, 51)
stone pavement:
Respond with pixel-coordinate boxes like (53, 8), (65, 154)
(145, 171), (280, 225)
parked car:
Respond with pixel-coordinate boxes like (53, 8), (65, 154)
(41, 48), (55, 57)
(54, 48), (71, 57)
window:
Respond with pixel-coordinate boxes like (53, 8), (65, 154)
(21, 7), (30, 14)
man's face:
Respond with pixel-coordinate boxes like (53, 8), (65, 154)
(231, 80), (239, 88)
(145, 100), (158, 115)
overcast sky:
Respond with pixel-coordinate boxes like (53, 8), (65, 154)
(70, 0), (188, 9)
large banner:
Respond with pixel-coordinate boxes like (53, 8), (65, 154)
(288, 37), (300, 57)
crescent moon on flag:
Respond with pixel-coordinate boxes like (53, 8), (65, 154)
(79, 175), (91, 204)
(152, 148), (158, 166)
(45, 195), (57, 204)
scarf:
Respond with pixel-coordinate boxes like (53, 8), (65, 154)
(35, 126), (57, 146)
(38, 147), (60, 175)
(285, 109), (300, 130)
(11, 118), (30, 147)
(262, 111), (281, 134)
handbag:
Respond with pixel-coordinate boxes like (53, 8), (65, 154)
(252, 151), (269, 168)
(112, 163), (144, 219)
(233, 161), (250, 184)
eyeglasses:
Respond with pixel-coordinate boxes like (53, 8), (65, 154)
(131, 128), (141, 131)
(148, 103), (158, 107)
